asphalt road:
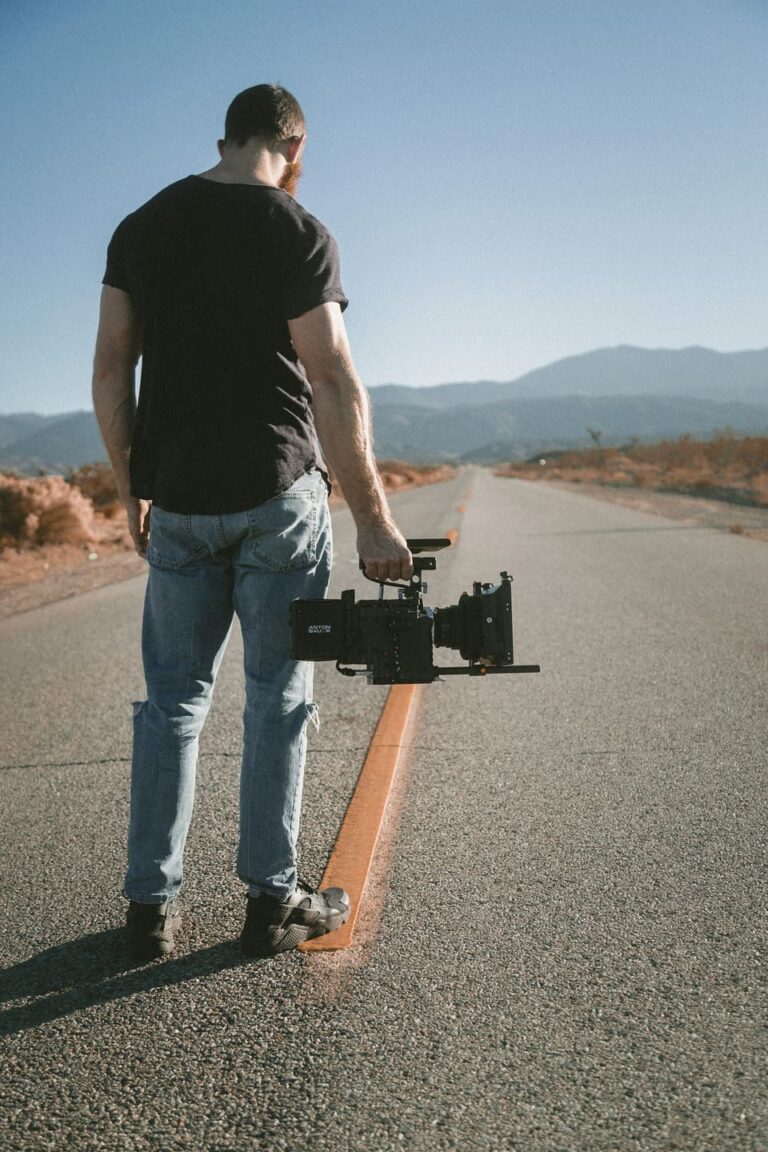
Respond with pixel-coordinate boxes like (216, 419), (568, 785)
(1, 467), (766, 1151)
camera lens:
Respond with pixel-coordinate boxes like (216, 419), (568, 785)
(433, 600), (469, 654)
(434, 582), (513, 664)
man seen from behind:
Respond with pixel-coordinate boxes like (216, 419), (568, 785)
(92, 84), (412, 960)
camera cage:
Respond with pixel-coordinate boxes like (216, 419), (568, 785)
(289, 537), (540, 684)
(345, 537), (540, 680)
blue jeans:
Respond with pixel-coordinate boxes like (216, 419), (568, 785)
(124, 469), (332, 905)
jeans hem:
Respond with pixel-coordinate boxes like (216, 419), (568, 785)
(246, 884), (295, 901)
(123, 891), (180, 905)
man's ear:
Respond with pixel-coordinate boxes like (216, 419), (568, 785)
(217, 138), (225, 158)
(286, 134), (306, 163)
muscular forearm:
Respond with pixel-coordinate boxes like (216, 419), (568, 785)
(288, 300), (411, 581)
(92, 285), (149, 556)
(311, 365), (394, 527)
(92, 363), (136, 501)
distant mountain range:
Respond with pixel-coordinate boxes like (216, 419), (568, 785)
(369, 344), (768, 460)
(0, 411), (107, 474)
(2, 345), (767, 473)
(371, 345), (768, 408)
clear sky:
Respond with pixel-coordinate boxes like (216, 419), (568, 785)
(1, 0), (766, 413)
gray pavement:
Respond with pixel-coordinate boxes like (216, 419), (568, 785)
(1, 467), (766, 1151)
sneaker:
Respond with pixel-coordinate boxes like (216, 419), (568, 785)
(240, 881), (351, 957)
(126, 899), (181, 960)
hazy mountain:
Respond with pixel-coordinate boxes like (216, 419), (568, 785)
(2, 345), (767, 472)
(506, 345), (768, 403)
(0, 412), (58, 451)
(370, 345), (768, 409)
(370, 380), (515, 408)
(0, 411), (107, 474)
(372, 394), (768, 461)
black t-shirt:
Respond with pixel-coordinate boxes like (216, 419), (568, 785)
(102, 176), (348, 513)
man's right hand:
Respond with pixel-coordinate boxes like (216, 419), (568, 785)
(124, 496), (152, 557)
(357, 520), (413, 584)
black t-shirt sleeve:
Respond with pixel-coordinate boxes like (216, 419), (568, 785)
(102, 217), (133, 293)
(282, 215), (349, 320)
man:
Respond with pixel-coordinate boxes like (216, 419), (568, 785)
(92, 84), (412, 961)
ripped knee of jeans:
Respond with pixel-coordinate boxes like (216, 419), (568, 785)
(305, 701), (320, 732)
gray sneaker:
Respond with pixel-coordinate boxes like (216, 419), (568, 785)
(126, 899), (181, 960)
(240, 881), (350, 957)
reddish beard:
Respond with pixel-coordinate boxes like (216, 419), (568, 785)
(278, 158), (302, 198)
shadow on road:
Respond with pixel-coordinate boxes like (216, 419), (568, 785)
(0, 930), (266, 1038)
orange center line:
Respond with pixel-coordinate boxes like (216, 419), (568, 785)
(299, 682), (419, 951)
(301, 524), (460, 952)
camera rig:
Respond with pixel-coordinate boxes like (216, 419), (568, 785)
(290, 538), (540, 685)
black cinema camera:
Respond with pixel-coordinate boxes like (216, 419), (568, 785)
(289, 538), (540, 685)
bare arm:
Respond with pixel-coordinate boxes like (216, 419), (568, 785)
(91, 285), (149, 555)
(288, 303), (412, 582)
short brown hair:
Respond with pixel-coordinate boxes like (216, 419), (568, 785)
(224, 84), (306, 148)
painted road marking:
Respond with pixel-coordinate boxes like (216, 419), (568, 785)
(299, 683), (420, 951)
(301, 526), (460, 953)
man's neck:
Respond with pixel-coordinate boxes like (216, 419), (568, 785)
(198, 146), (281, 187)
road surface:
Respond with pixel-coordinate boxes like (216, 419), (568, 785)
(1, 467), (766, 1151)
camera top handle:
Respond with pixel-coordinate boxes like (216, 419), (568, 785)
(406, 538), (452, 554)
(359, 537), (452, 590)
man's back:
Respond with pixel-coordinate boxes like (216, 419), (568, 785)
(92, 82), (411, 962)
(104, 177), (347, 514)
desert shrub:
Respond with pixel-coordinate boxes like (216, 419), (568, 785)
(0, 473), (95, 548)
(67, 462), (120, 509)
(379, 470), (408, 489)
(376, 459), (456, 490)
(0, 474), (27, 543)
(722, 436), (768, 477)
(496, 435), (768, 505)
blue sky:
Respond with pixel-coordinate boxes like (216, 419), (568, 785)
(1, 0), (766, 413)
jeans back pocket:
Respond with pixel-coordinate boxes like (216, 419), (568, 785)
(147, 507), (209, 570)
(245, 472), (322, 572)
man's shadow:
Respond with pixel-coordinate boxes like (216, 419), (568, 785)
(0, 928), (267, 1038)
